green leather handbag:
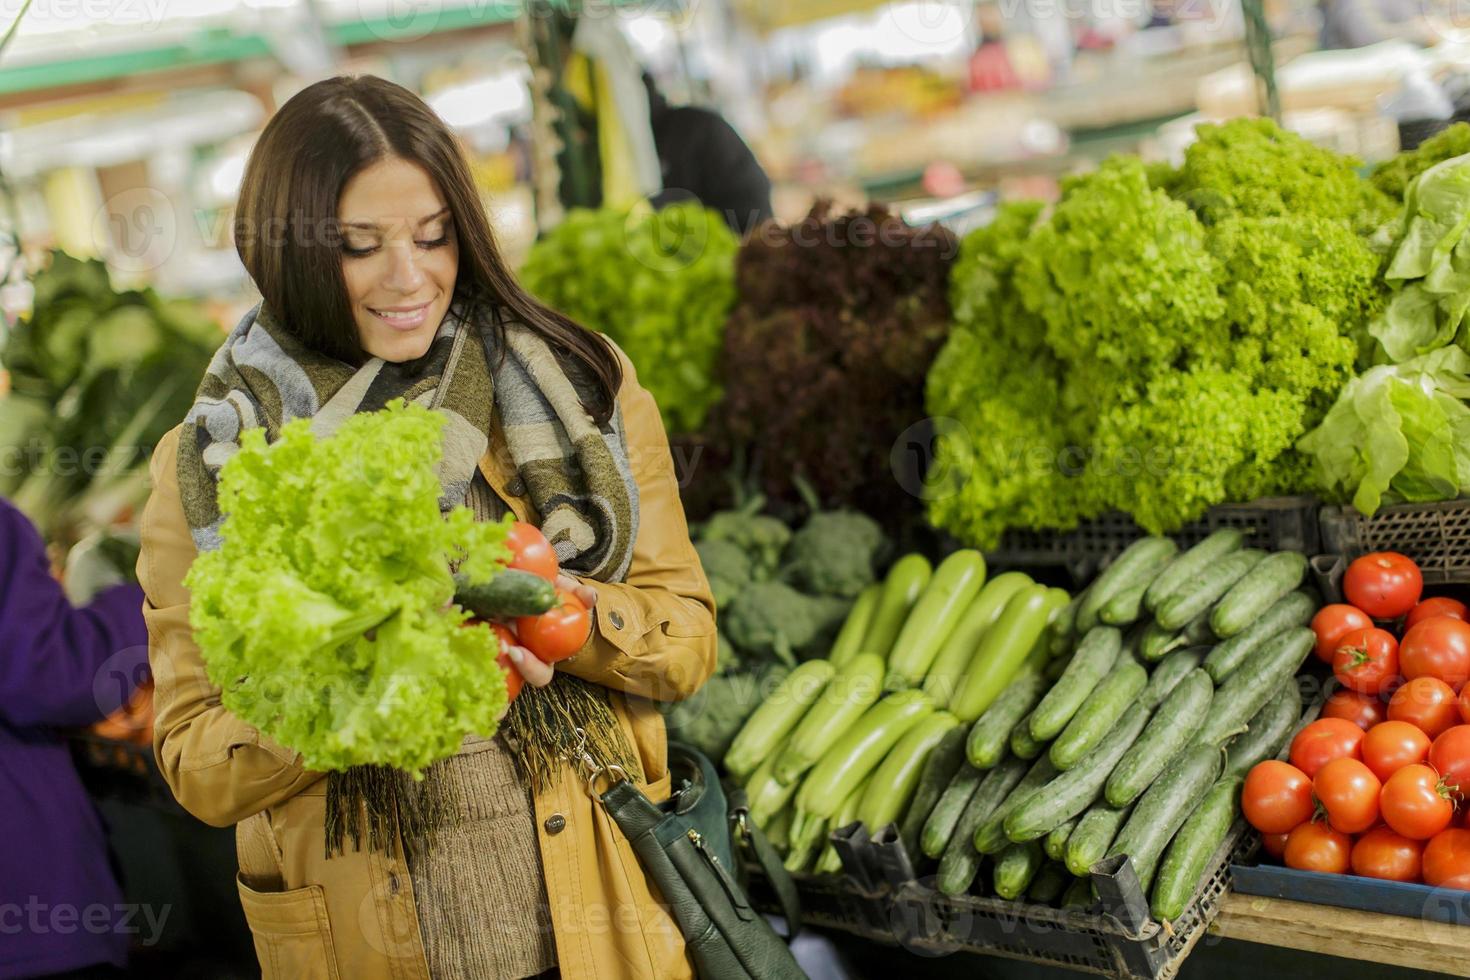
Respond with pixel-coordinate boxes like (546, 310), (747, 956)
(593, 740), (807, 980)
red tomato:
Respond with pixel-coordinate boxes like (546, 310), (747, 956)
(1429, 725), (1470, 798)
(1351, 826), (1424, 882)
(1389, 677), (1462, 739)
(1261, 831), (1290, 861)
(1361, 721), (1432, 782)
(1322, 688), (1389, 730)
(1423, 829), (1470, 887)
(1343, 552), (1423, 620)
(1380, 764), (1456, 840)
(1407, 598), (1470, 630)
(516, 589), (590, 664)
(1460, 687), (1470, 727)
(1243, 760), (1316, 834)
(1312, 604), (1375, 664)
(1284, 821), (1353, 874)
(486, 623), (523, 702)
(1400, 617), (1470, 692)
(1331, 628), (1400, 696)
(1314, 757), (1382, 834)
(1289, 718), (1366, 778)
(505, 521), (559, 582)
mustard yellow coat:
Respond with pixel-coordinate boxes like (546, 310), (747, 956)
(138, 346), (718, 979)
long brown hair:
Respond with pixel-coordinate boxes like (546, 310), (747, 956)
(232, 74), (621, 422)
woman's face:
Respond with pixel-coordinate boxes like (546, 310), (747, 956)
(337, 157), (459, 363)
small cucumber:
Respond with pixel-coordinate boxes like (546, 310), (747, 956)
(858, 712), (961, 832)
(862, 554), (933, 662)
(1144, 528), (1245, 614)
(900, 726), (970, 858)
(1050, 590), (1084, 658)
(1209, 551), (1309, 639)
(1030, 627), (1123, 741)
(1141, 647), (1206, 710)
(921, 761), (985, 859)
(1151, 776), (1242, 921)
(967, 671), (1049, 769)
(827, 583), (881, 667)
(1203, 591), (1316, 683)
(1137, 610), (1213, 663)
(1155, 548), (1266, 631)
(1223, 682), (1303, 779)
(974, 756), (1057, 855)
(775, 653), (886, 782)
(923, 572), (1034, 706)
(886, 550), (988, 691)
(1195, 628), (1314, 749)
(994, 840), (1044, 900)
(795, 689), (935, 818)
(1099, 580), (1151, 627)
(936, 755), (1028, 895)
(1107, 743), (1224, 892)
(1028, 862), (1071, 904)
(1005, 704), (1152, 842)
(951, 585), (1066, 722)
(1066, 802), (1133, 877)
(1106, 670), (1213, 807)
(1076, 537), (1178, 631)
(1011, 711), (1047, 760)
(1048, 659), (1148, 771)
(454, 569), (558, 619)
(1062, 878), (1096, 908)
(1045, 817), (1079, 862)
(1046, 652), (1075, 681)
(725, 659), (835, 779)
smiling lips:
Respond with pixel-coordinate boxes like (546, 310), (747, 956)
(369, 301), (432, 331)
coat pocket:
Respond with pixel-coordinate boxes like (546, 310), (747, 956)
(236, 875), (341, 980)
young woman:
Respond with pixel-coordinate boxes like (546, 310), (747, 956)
(137, 75), (717, 980)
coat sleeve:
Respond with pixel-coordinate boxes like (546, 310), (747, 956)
(556, 344), (719, 703)
(138, 427), (324, 827)
(0, 499), (150, 729)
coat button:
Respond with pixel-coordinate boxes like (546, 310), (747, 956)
(507, 477), (526, 496)
(608, 610), (624, 630)
(544, 813), (567, 835)
(388, 873), (401, 896)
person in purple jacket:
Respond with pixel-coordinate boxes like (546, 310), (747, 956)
(0, 497), (150, 980)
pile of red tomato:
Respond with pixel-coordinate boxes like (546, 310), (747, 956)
(484, 521), (591, 703)
(1243, 551), (1470, 889)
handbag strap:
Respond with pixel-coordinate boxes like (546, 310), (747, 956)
(726, 785), (803, 939)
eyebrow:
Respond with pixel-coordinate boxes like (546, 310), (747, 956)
(341, 207), (451, 232)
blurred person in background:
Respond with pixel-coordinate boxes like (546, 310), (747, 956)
(0, 497), (149, 980)
(1319, 0), (1439, 48)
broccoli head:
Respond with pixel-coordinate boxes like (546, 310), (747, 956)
(782, 509), (887, 598)
(724, 581), (852, 665)
(700, 509), (792, 580)
(660, 665), (783, 761)
(695, 539), (753, 610)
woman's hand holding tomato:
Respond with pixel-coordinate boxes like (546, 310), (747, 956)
(516, 582), (593, 665)
(1290, 718), (1365, 778)
(1332, 628), (1399, 695)
(506, 520), (560, 581)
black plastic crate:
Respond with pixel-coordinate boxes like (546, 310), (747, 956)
(1320, 499), (1470, 585)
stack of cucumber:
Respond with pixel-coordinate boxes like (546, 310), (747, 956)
(907, 530), (1321, 919)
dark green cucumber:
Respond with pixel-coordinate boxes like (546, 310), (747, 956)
(1155, 548), (1266, 631)
(1223, 682), (1303, 779)
(937, 756), (1028, 895)
(994, 840), (1044, 900)
(1007, 704), (1151, 842)
(1046, 652), (1075, 681)
(453, 569), (558, 619)
(1141, 647), (1207, 710)
(1099, 580), (1151, 627)
(1010, 712), (1046, 760)
(1048, 660), (1148, 771)
(1062, 878), (1096, 908)
(921, 762), (985, 859)
(1076, 537), (1178, 631)
(1030, 627), (1123, 741)
(1107, 743), (1224, 892)
(1105, 670), (1213, 807)
(1195, 628), (1314, 748)
(967, 671), (1049, 769)
(1150, 775), (1242, 921)
(1143, 529), (1245, 614)
(1028, 861), (1071, 904)
(902, 727), (971, 858)
(1066, 802), (1133, 877)
(1138, 610), (1214, 663)
(1203, 591), (1316, 683)
(974, 756), (1058, 855)
(1210, 551), (1309, 639)
(1045, 817), (1079, 862)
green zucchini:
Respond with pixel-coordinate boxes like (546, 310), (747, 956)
(994, 840), (1045, 900)
(795, 690), (934, 819)
(886, 550), (988, 691)
(775, 653), (886, 783)
(921, 762), (985, 859)
(1155, 548), (1266, 631)
(1141, 647), (1206, 710)
(1048, 659), (1148, 771)
(1107, 743), (1224, 892)
(1144, 528), (1245, 614)
(1045, 817), (1079, 862)
(1203, 590), (1316, 683)
(816, 775), (871, 873)
(746, 738), (800, 824)
(1028, 862), (1071, 905)
(951, 585), (1066, 722)
(1150, 775), (1242, 921)
(1062, 878), (1096, 909)
(974, 756), (1057, 855)
(827, 583), (881, 667)
(936, 755), (1028, 895)
(1076, 537), (1178, 631)
(1099, 580), (1151, 627)
(1222, 682), (1303, 779)
(1030, 627), (1123, 741)
(765, 805), (793, 852)
(1066, 802), (1133, 877)
(967, 671), (1049, 769)
(1010, 711), (1046, 760)
(725, 659), (835, 778)
(1194, 628), (1314, 748)
(861, 554), (933, 662)
(858, 712), (961, 831)
(453, 569), (557, 619)
(1106, 670), (1213, 807)
(1210, 551), (1309, 639)
(900, 726), (970, 857)
(1006, 704), (1152, 842)
(923, 572), (1034, 707)
(783, 812), (828, 873)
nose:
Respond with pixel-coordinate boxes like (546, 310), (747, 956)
(382, 242), (426, 294)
